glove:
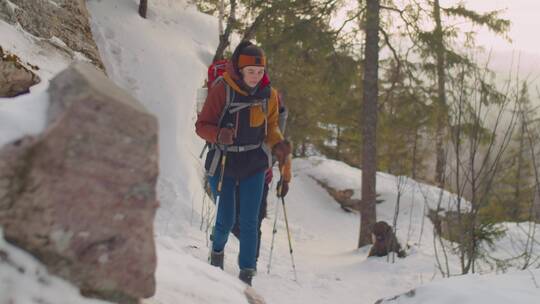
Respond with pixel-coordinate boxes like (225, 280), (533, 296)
(217, 128), (234, 145)
(272, 140), (291, 167)
(277, 180), (289, 198)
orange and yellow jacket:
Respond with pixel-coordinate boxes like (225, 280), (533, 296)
(196, 61), (291, 182)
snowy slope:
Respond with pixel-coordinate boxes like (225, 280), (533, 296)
(87, 0), (250, 303)
(379, 268), (540, 304)
(0, 18), (70, 148)
(87, 0), (214, 236)
(86, 1), (540, 304)
(1, 0), (539, 303)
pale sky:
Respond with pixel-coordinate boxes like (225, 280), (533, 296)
(332, 0), (540, 55)
(443, 0), (540, 56)
(331, 0), (540, 91)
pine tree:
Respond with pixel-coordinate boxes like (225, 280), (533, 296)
(484, 83), (537, 222)
(358, 0), (380, 248)
(417, 1), (510, 187)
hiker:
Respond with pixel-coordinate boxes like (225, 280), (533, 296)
(231, 97), (291, 263)
(195, 41), (291, 286)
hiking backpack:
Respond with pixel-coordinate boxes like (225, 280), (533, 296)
(198, 59), (273, 177)
(196, 59), (228, 114)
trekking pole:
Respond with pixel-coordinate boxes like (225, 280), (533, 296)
(278, 164), (298, 281)
(267, 188), (281, 274)
(281, 194), (297, 281)
(208, 123), (233, 260)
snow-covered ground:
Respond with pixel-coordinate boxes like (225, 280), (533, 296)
(0, 16), (70, 147)
(379, 268), (540, 304)
(1, 0), (540, 303)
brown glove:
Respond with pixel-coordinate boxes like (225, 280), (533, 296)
(272, 140), (291, 167)
(217, 128), (234, 145)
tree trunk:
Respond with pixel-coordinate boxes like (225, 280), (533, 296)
(139, 0), (148, 18)
(336, 126), (342, 160)
(433, 0), (447, 188)
(300, 141), (306, 157)
(213, 0), (237, 63)
(358, 0), (380, 248)
(513, 121), (525, 219)
(242, 11), (266, 41)
(412, 129), (419, 180)
(534, 188), (540, 222)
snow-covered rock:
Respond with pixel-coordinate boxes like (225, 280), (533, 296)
(0, 229), (112, 304)
(0, 47), (40, 97)
(0, 62), (159, 302)
(0, 0), (103, 68)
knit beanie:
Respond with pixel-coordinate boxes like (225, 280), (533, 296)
(232, 41), (266, 71)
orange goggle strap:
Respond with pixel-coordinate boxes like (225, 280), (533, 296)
(238, 54), (266, 69)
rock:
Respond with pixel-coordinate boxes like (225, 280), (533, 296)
(311, 176), (385, 212)
(375, 289), (416, 303)
(0, 229), (116, 304)
(0, 47), (40, 97)
(368, 221), (406, 258)
(0, 0), (104, 69)
(0, 62), (158, 303)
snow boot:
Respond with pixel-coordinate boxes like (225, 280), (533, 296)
(210, 250), (224, 269)
(239, 268), (256, 286)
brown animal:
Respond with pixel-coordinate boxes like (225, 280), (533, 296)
(368, 221), (406, 258)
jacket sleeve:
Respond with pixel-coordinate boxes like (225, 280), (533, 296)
(265, 88), (285, 149)
(195, 82), (226, 143)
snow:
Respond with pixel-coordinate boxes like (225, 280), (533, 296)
(0, 0), (539, 303)
(148, 236), (249, 304)
(0, 19), (70, 149)
(0, 88), (49, 147)
(379, 269), (540, 304)
(87, 0), (249, 302)
(87, 0), (216, 237)
(295, 156), (466, 213)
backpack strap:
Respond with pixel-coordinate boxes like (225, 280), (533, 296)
(199, 78), (233, 160)
(206, 82), (235, 176)
(263, 97), (268, 136)
(210, 75), (224, 91)
(228, 99), (266, 114)
(218, 82), (234, 128)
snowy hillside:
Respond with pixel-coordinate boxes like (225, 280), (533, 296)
(0, 16), (69, 147)
(87, 0), (251, 303)
(1, 0), (540, 303)
(379, 268), (540, 304)
(86, 1), (540, 303)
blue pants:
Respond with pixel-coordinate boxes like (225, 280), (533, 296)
(209, 170), (265, 270)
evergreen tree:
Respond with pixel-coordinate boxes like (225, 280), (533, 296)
(358, 0), (380, 248)
(484, 83), (537, 222)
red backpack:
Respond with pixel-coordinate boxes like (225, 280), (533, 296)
(207, 59), (228, 89)
(197, 59), (228, 115)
